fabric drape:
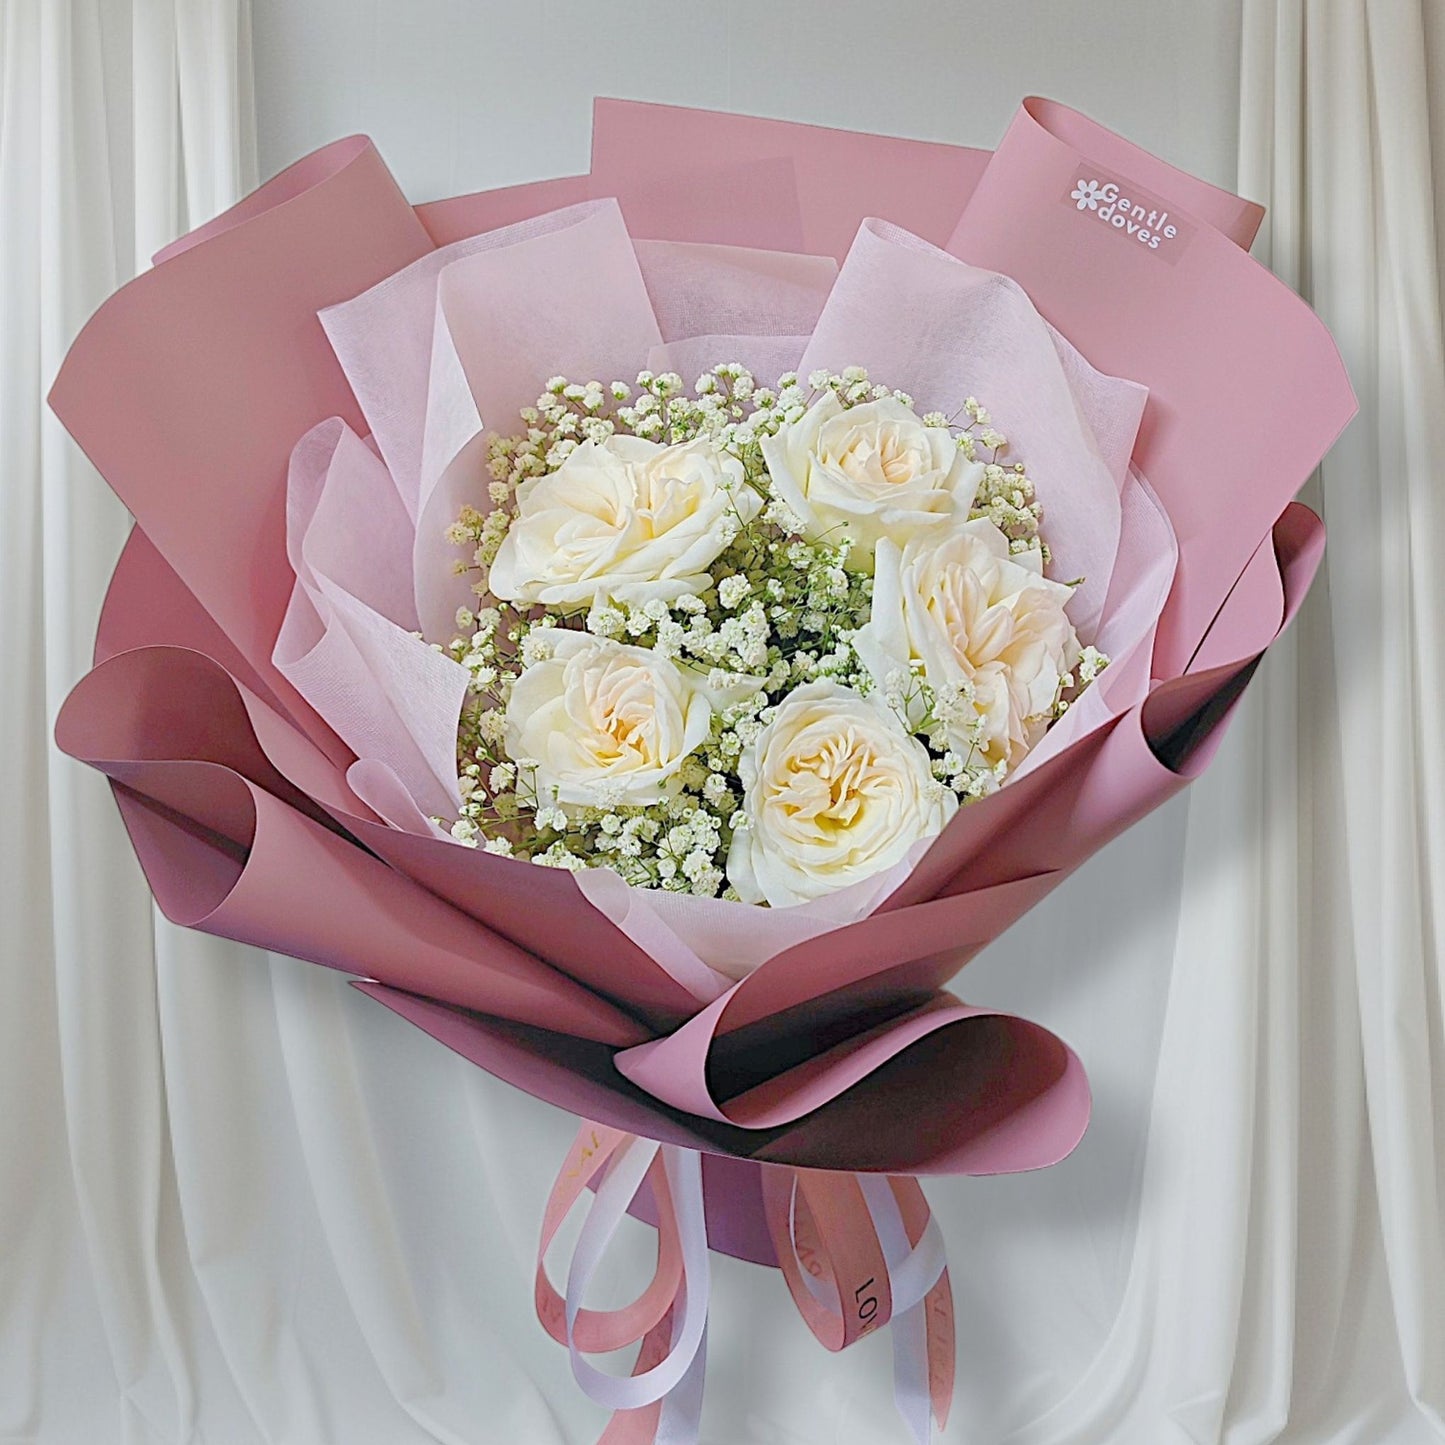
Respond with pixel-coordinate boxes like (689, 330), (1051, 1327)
(1236, 0), (1445, 1431)
(1005, 3), (1445, 1439)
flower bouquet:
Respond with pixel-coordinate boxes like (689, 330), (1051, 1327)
(53, 98), (1352, 1441)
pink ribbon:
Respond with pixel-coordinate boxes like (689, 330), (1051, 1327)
(537, 1126), (710, 1443)
(537, 1123), (956, 1443)
(761, 1165), (954, 1441)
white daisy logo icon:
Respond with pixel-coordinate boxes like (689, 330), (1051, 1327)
(1070, 179), (1106, 211)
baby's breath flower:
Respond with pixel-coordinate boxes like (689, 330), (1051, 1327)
(442, 363), (1108, 893)
(718, 574), (751, 610)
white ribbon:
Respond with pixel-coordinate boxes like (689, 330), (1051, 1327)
(563, 1139), (710, 1439)
(656, 1318), (707, 1445)
(859, 1176), (948, 1445)
(777, 1171), (946, 1441)
(560, 1147), (942, 1444)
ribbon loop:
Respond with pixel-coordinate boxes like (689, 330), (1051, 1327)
(762, 1164), (955, 1441)
(537, 1124), (710, 1444)
(538, 1128), (954, 1444)
(763, 1167), (895, 1349)
(536, 1124), (685, 1353)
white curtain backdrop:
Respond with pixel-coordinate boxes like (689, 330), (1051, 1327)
(1012, 7), (1445, 1438)
(3, 1), (1442, 1442)
(1236, 0), (1445, 1429)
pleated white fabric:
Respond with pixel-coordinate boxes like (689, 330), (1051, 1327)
(1236, 0), (1445, 1431)
(4, 1), (1444, 1442)
(1003, 4), (1445, 1439)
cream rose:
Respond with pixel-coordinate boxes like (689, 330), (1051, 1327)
(760, 392), (983, 572)
(488, 434), (761, 610)
(727, 680), (956, 907)
(852, 520), (1081, 769)
(505, 633), (745, 810)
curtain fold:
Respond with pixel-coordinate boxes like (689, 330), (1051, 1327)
(1242, 0), (1445, 1432)
(1259, 1), (1445, 1428)
(3, 4), (265, 1442)
(1008, 3), (1445, 1440)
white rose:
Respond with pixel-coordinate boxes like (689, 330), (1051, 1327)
(727, 680), (956, 907)
(761, 392), (983, 572)
(852, 520), (1082, 769)
(505, 633), (744, 809)
(488, 434), (761, 610)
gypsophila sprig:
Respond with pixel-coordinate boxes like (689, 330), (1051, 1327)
(442, 366), (1106, 900)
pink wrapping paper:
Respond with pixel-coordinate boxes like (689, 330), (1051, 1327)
(51, 100), (1350, 1272)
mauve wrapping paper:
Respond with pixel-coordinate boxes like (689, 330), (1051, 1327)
(52, 99), (1349, 1267)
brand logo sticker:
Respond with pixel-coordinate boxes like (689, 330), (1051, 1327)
(1065, 170), (1193, 262)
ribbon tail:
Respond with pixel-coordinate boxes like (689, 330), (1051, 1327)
(878, 1179), (959, 1439)
(596, 1310), (673, 1445)
(868, 1175), (956, 1441)
(924, 1268), (954, 1432)
(890, 1295), (933, 1445)
(597, 1306), (706, 1445)
(655, 1316), (706, 1445)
